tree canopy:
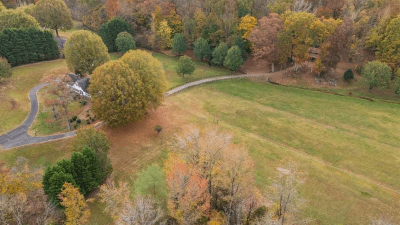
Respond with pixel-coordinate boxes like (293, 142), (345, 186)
(193, 38), (211, 61)
(0, 9), (39, 30)
(64, 30), (110, 75)
(362, 61), (392, 91)
(0, 57), (12, 80)
(176, 56), (196, 78)
(224, 46), (244, 71)
(172, 33), (186, 55)
(115, 31), (136, 53)
(89, 60), (148, 127)
(99, 17), (133, 52)
(120, 50), (167, 108)
(34, 0), (73, 37)
(211, 42), (229, 66)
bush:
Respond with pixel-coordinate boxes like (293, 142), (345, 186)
(0, 28), (58, 66)
(98, 17), (133, 52)
(0, 57), (12, 80)
(344, 69), (354, 81)
(176, 56), (195, 78)
(0, 9), (39, 30)
(76, 119), (81, 123)
(115, 31), (136, 53)
(224, 46), (244, 71)
(72, 115), (78, 121)
(80, 99), (87, 106)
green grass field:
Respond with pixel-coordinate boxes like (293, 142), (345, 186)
(2, 79), (400, 224)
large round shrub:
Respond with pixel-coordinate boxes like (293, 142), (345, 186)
(89, 60), (148, 127)
(98, 17), (133, 52)
(0, 9), (39, 30)
(120, 50), (167, 108)
(115, 31), (136, 53)
(0, 57), (12, 80)
(64, 30), (110, 75)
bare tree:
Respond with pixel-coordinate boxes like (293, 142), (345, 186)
(292, 0), (313, 12)
(117, 196), (164, 225)
(271, 162), (306, 225)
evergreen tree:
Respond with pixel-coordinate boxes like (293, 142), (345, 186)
(176, 56), (196, 78)
(235, 37), (248, 61)
(98, 17), (133, 52)
(224, 46), (244, 71)
(211, 42), (228, 66)
(172, 33), (187, 55)
(193, 38), (211, 61)
(48, 171), (77, 206)
(115, 31), (136, 53)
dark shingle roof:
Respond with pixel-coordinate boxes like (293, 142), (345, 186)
(68, 73), (78, 83)
(76, 77), (90, 92)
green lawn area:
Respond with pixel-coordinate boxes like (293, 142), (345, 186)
(0, 60), (68, 135)
(169, 79), (400, 224)
(2, 79), (400, 224)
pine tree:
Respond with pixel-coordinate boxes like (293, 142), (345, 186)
(48, 171), (77, 206)
(115, 31), (136, 53)
(235, 37), (248, 61)
(211, 42), (228, 66)
(172, 33), (187, 55)
(224, 46), (244, 71)
(98, 17), (133, 52)
(193, 38), (211, 61)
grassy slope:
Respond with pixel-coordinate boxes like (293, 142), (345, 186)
(2, 79), (400, 224)
(169, 80), (400, 224)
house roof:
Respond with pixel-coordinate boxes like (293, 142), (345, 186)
(76, 77), (90, 93)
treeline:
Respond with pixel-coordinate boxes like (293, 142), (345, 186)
(0, 27), (59, 66)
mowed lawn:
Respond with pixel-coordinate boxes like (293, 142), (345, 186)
(169, 80), (400, 224)
(1, 50), (233, 136)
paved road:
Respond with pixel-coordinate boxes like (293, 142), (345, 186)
(0, 83), (76, 149)
(0, 73), (269, 150)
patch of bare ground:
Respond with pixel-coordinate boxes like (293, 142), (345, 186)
(101, 99), (193, 179)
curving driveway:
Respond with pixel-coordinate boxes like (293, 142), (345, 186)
(0, 73), (269, 150)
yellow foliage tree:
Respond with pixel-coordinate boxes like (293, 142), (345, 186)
(59, 182), (91, 225)
(238, 15), (258, 39)
(157, 20), (173, 49)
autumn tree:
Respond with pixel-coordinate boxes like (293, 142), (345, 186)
(211, 42), (228, 66)
(156, 20), (173, 49)
(34, 0), (73, 37)
(166, 163), (211, 224)
(224, 46), (244, 71)
(172, 33), (187, 55)
(0, 9), (40, 30)
(367, 15), (400, 74)
(176, 56), (195, 78)
(194, 37), (211, 62)
(71, 125), (112, 175)
(120, 50), (167, 108)
(238, 15), (257, 39)
(89, 60), (147, 127)
(115, 31), (136, 53)
(362, 61), (392, 91)
(99, 180), (164, 224)
(59, 182), (91, 225)
(280, 11), (316, 71)
(64, 30), (110, 75)
(133, 164), (167, 202)
(182, 17), (196, 46)
(98, 17), (133, 52)
(0, 2), (5, 12)
(0, 57), (12, 81)
(248, 13), (283, 72)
